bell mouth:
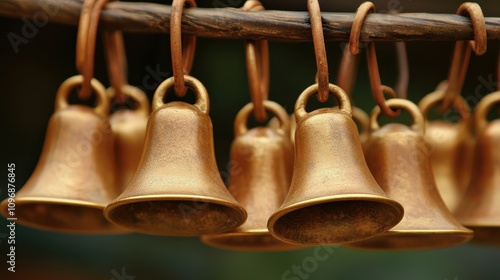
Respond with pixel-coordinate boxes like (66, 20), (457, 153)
(344, 229), (474, 250)
(1, 198), (126, 234)
(104, 196), (247, 236)
(202, 229), (301, 251)
(268, 196), (404, 245)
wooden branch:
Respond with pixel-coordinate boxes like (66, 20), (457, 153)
(1, 0), (500, 42)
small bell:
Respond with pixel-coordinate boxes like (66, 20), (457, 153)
(108, 85), (150, 190)
(455, 91), (500, 245)
(202, 101), (299, 251)
(0, 75), (123, 233)
(418, 90), (473, 212)
(104, 75), (247, 236)
(346, 99), (473, 250)
(267, 83), (404, 245)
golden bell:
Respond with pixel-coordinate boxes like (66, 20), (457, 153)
(418, 90), (473, 212)
(104, 75), (247, 236)
(267, 83), (404, 246)
(203, 101), (299, 251)
(108, 85), (150, 190)
(455, 91), (500, 245)
(0, 75), (124, 233)
(347, 99), (473, 250)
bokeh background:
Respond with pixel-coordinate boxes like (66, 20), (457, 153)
(1, 0), (500, 279)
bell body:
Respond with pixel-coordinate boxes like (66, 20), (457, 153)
(0, 105), (122, 233)
(104, 75), (247, 236)
(348, 123), (472, 250)
(268, 84), (404, 245)
(455, 119), (500, 245)
(424, 121), (473, 212)
(109, 86), (150, 190)
(203, 126), (296, 250)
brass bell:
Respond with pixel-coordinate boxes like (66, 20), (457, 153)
(108, 85), (150, 190)
(202, 101), (299, 251)
(267, 83), (404, 245)
(347, 99), (473, 250)
(104, 75), (247, 236)
(418, 90), (473, 212)
(455, 91), (500, 245)
(0, 75), (123, 233)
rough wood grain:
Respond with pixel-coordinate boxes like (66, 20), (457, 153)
(1, 0), (500, 42)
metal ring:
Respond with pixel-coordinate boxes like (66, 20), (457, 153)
(294, 83), (351, 123)
(55, 75), (109, 117)
(243, 0), (269, 122)
(474, 91), (500, 133)
(107, 85), (150, 117)
(152, 74), (209, 114)
(369, 98), (425, 135)
(442, 2), (487, 111)
(307, 0), (329, 103)
(234, 100), (289, 137)
(418, 90), (471, 124)
(171, 0), (197, 97)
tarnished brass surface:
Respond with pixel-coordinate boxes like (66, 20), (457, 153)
(267, 83), (404, 245)
(347, 99), (472, 250)
(108, 85), (150, 191)
(203, 101), (300, 251)
(104, 75), (247, 236)
(0, 75), (124, 233)
(455, 91), (500, 245)
(418, 90), (473, 212)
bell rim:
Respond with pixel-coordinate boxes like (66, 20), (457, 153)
(0, 197), (128, 234)
(344, 229), (474, 250)
(267, 194), (404, 245)
(104, 194), (247, 216)
(268, 194), (404, 227)
(103, 194), (248, 236)
(201, 230), (303, 252)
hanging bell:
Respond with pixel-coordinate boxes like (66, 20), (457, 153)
(0, 75), (124, 233)
(267, 84), (404, 245)
(455, 91), (500, 245)
(418, 90), (473, 212)
(346, 99), (473, 250)
(108, 85), (150, 190)
(202, 101), (299, 251)
(104, 75), (247, 236)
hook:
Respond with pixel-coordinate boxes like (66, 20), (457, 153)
(103, 15), (128, 103)
(337, 44), (359, 97)
(349, 1), (399, 118)
(170, 0), (197, 97)
(441, 2), (486, 111)
(76, 0), (99, 99)
(242, 0), (269, 122)
(307, 0), (329, 103)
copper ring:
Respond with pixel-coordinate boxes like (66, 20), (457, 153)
(152, 74), (209, 114)
(55, 75), (109, 117)
(369, 98), (425, 135)
(171, 0), (197, 97)
(307, 0), (329, 103)
(234, 100), (289, 137)
(242, 1), (269, 122)
(294, 83), (351, 123)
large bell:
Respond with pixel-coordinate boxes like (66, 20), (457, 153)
(203, 101), (299, 251)
(418, 90), (473, 212)
(0, 75), (124, 233)
(267, 84), (404, 245)
(347, 99), (473, 250)
(108, 85), (150, 190)
(104, 75), (247, 236)
(455, 91), (500, 245)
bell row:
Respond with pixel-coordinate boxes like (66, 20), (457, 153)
(1, 73), (499, 251)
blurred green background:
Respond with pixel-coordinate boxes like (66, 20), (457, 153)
(1, 0), (500, 279)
